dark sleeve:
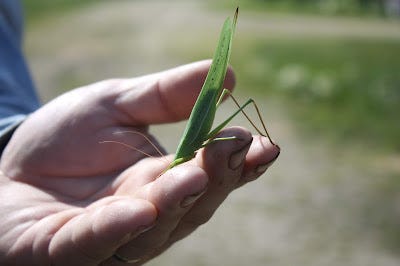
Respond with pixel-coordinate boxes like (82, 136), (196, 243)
(0, 0), (40, 154)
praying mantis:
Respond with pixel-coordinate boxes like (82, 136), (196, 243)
(165, 7), (275, 170)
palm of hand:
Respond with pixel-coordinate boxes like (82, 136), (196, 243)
(0, 61), (279, 265)
(0, 77), (171, 265)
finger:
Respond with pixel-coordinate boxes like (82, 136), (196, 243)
(113, 165), (208, 263)
(166, 127), (253, 243)
(48, 198), (157, 266)
(238, 135), (280, 187)
(114, 60), (236, 125)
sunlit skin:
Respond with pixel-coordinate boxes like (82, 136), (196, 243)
(0, 60), (280, 265)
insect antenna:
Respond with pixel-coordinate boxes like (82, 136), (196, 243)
(112, 130), (166, 157)
(99, 140), (160, 159)
(99, 130), (167, 162)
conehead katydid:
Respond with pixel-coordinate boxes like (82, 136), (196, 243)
(166, 7), (276, 170)
(101, 8), (276, 171)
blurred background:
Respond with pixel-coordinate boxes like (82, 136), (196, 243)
(22, 0), (400, 265)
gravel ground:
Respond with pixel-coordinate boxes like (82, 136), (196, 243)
(24, 1), (400, 265)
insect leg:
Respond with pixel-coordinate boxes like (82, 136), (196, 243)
(207, 89), (276, 146)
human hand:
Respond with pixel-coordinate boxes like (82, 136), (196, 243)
(0, 60), (280, 265)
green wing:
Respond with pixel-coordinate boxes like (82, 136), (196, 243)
(172, 8), (239, 163)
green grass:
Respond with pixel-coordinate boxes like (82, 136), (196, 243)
(232, 37), (400, 151)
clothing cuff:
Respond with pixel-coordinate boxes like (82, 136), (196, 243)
(0, 114), (26, 156)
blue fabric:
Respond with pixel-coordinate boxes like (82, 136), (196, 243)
(0, 0), (40, 137)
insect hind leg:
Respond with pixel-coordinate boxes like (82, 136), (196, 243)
(212, 89), (276, 146)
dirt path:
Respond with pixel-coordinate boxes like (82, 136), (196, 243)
(25, 1), (400, 265)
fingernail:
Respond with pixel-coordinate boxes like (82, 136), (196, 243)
(180, 188), (207, 208)
(255, 148), (280, 174)
(229, 139), (252, 170)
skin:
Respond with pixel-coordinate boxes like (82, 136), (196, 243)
(0, 60), (280, 265)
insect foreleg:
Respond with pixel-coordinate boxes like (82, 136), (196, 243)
(216, 87), (231, 107)
(202, 136), (238, 147)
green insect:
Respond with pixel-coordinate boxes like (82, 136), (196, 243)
(102, 8), (275, 171)
(166, 7), (275, 170)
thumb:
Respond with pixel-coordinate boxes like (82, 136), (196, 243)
(114, 60), (235, 125)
